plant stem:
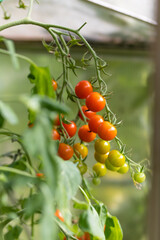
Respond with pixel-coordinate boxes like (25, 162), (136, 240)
(27, 0), (34, 19)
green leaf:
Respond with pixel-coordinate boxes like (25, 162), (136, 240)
(0, 113), (4, 127)
(105, 214), (123, 240)
(4, 225), (22, 240)
(79, 206), (105, 240)
(93, 202), (108, 228)
(73, 198), (89, 210)
(0, 101), (18, 125)
(28, 64), (55, 99)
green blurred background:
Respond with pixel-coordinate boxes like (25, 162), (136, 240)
(0, 45), (152, 240)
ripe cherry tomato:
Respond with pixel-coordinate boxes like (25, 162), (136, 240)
(134, 172), (146, 183)
(77, 162), (87, 175)
(52, 79), (57, 91)
(93, 162), (107, 177)
(105, 158), (120, 171)
(118, 162), (129, 174)
(86, 92), (106, 112)
(94, 151), (109, 164)
(52, 129), (60, 140)
(62, 121), (77, 138)
(73, 143), (88, 159)
(94, 139), (110, 154)
(54, 209), (64, 222)
(36, 173), (44, 178)
(78, 105), (96, 121)
(54, 114), (63, 126)
(88, 115), (104, 133)
(28, 121), (34, 128)
(58, 143), (73, 160)
(108, 150), (125, 167)
(78, 125), (96, 142)
(98, 121), (117, 141)
(75, 80), (93, 99)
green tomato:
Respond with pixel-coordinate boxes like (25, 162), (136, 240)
(105, 158), (120, 171)
(94, 151), (109, 164)
(77, 162), (87, 175)
(108, 150), (125, 167)
(92, 177), (101, 185)
(134, 172), (146, 183)
(118, 162), (129, 174)
(93, 162), (107, 177)
(94, 139), (110, 154)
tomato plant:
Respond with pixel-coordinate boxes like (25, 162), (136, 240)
(0, 2), (148, 239)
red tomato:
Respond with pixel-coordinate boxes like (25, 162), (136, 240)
(98, 121), (117, 141)
(36, 173), (44, 178)
(52, 129), (60, 140)
(28, 121), (34, 128)
(58, 143), (74, 160)
(86, 92), (106, 112)
(75, 80), (93, 99)
(54, 209), (64, 222)
(78, 125), (96, 142)
(52, 79), (57, 91)
(88, 115), (104, 133)
(78, 105), (96, 121)
(62, 121), (77, 138)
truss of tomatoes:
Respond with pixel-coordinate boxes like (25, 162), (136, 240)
(51, 80), (145, 185)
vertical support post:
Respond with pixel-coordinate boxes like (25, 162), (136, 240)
(148, 1), (160, 239)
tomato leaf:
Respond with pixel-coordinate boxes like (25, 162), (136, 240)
(0, 101), (18, 125)
(79, 206), (105, 240)
(105, 214), (123, 240)
(4, 225), (22, 240)
(73, 198), (89, 210)
(28, 64), (55, 99)
(93, 202), (108, 228)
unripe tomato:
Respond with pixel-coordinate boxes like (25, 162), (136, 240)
(88, 115), (104, 133)
(75, 80), (93, 99)
(77, 162), (87, 175)
(78, 125), (96, 142)
(73, 143), (88, 159)
(52, 129), (60, 140)
(54, 209), (64, 222)
(134, 172), (146, 183)
(94, 151), (109, 164)
(105, 158), (120, 171)
(58, 143), (74, 160)
(52, 79), (58, 91)
(118, 162), (129, 174)
(78, 105), (96, 121)
(94, 139), (110, 154)
(92, 177), (101, 185)
(108, 150), (125, 167)
(86, 92), (106, 112)
(98, 121), (117, 141)
(62, 121), (77, 138)
(93, 162), (107, 177)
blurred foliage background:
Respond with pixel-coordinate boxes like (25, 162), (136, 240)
(0, 45), (152, 240)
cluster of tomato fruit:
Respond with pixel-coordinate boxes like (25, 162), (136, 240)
(35, 79), (146, 184)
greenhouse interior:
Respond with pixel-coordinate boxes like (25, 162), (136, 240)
(0, 0), (159, 240)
